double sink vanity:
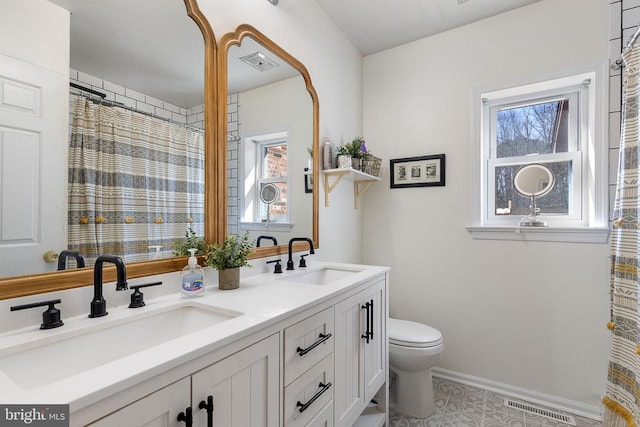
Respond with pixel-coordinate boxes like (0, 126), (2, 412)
(0, 263), (389, 427)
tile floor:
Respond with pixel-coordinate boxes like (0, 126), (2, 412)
(388, 377), (603, 427)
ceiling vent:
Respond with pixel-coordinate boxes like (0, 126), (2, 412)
(239, 52), (280, 72)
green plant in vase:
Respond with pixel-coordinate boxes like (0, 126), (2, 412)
(204, 232), (253, 290)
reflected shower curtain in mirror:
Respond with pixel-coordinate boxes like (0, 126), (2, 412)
(67, 96), (205, 266)
(605, 45), (640, 427)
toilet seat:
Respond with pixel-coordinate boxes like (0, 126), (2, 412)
(388, 318), (443, 348)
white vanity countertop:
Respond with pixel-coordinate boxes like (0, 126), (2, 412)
(0, 262), (389, 413)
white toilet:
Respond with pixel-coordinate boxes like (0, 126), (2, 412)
(388, 317), (444, 418)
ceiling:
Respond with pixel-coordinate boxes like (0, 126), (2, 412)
(46, 0), (541, 108)
(315, 0), (541, 56)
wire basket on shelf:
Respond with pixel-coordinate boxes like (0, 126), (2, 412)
(363, 155), (381, 177)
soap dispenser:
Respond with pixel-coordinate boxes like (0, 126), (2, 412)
(181, 249), (205, 298)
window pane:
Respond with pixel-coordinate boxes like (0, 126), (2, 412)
(261, 144), (288, 178)
(494, 161), (570, 216)
(496, 99), (569, 158)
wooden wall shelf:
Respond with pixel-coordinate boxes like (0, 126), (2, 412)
(322, 168), (381, 209)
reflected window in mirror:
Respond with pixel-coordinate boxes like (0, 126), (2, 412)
(477, 70), (604, 228)
(238, 132), (291, 228)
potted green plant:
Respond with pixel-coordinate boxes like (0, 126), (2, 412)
(335, 144), (352, 169)
(173, 227), (205, 257)
(204, 231), (253, 290)
(337, 137), (370, 170)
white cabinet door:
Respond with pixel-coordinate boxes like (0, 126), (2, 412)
(334, 289), (365, 427)
(334, 277), (387, 427)
(192, 333), (280, 427)
(0, 53), (68, 277)
(87, 378), (190, 427)
(362, 279), (385, 402)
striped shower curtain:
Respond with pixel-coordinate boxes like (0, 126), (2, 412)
(67, 95), (205, 266)
(604, 45), (640, 427)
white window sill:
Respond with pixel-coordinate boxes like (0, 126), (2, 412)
(240, 222), (294, 232)
(466, 226), (610, 243)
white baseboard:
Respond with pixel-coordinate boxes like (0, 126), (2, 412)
(431, 367), (602, 422)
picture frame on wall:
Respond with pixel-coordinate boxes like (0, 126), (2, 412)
(390, 154), (445, 188)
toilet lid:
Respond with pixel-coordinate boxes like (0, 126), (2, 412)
(388, 318), (443, 348)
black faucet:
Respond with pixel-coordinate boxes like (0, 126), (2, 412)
(256, 235), (278, 247)
(57, 250), (86, 270)
(89, 255), (128, 318)
(287, 238), (314, 270)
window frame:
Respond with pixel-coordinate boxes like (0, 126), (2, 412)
(468, 67), (610, 243)
(239, 131), (293, 231)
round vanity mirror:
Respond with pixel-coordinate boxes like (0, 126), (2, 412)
(513, 164), (555, 227)
(260, 183), (280, 205)
(513, 164), (555, 197)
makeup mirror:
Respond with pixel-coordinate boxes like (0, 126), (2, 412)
(513, 164), (555, 227)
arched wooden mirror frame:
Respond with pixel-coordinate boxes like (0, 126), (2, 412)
(0, 0), (218, 300)
(216, 24), (320, 259)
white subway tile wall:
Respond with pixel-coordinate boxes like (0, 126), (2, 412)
(227, 93), (240, 235)
(69, 69), (204, 130)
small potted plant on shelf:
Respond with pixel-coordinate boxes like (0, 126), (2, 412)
(204, 231), (253, 290)
(337, 137), (371, 171)
(335, 144), (352, 169)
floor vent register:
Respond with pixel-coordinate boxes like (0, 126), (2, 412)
(504, 399), (576, 426)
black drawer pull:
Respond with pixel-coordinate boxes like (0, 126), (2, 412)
(361, 302), (371, 343)
(296, 382), (332, 413)
(296, 333), (332, 356)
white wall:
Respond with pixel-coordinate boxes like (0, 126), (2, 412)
(362, 0), (610, 411)
(0, 0), (69, 74)
(200, 0), (365, 263)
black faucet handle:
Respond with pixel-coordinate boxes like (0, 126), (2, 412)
(266, 259), (283, 274)
(11, 299), (64, 329)
(128, 281), (163, 308)
(299, 254), (309, 268)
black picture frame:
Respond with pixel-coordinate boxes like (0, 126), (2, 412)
(304, 167), (313, 193)
(390, 154), (445, 188)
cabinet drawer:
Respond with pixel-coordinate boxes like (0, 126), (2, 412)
(284, 354), (334, 427)
(284, 307), (334, 385)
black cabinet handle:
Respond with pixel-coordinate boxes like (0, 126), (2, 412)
(296, 333), (332, 356)
(361, 302), (371, 343)
(198, 395), (214, 427)
(296, 382), (332, 413)
(177, 407), (193, 427)
(369, 299), (374, 340)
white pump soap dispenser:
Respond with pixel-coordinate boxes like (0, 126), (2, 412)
(181, 248), (205, 298)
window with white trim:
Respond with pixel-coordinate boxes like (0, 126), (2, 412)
(470, 69), (609, 242)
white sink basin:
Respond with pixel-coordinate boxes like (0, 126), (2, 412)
(281, 266), (362, 285)
(0, 302), (242, 389)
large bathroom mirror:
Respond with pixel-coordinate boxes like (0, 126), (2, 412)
(0, 0), (217, 299)
(218, 25), (319, 258)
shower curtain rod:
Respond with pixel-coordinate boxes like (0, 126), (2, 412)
(613, 24), (640, 69)
(69, 83), (204, 133)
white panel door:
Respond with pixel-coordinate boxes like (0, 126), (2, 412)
(0, 53), (68, 277)
(192, 333), (280, 427)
